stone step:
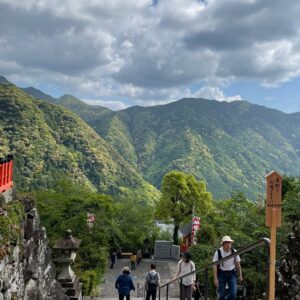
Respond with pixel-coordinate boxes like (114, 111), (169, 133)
(100, 258), (179, 298)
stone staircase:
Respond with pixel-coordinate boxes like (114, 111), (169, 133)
(83, 258), (180, 299)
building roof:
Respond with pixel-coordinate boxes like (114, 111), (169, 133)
(179, 222), (192, 236)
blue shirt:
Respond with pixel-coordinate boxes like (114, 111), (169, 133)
(115, 274), (135, 295)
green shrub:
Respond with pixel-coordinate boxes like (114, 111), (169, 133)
(0, 201), (24, 246)
(81, 270), (98, 296)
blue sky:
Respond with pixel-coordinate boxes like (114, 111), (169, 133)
(1, 0), (300, 112)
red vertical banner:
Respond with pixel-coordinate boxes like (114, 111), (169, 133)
(191, 216), (201, 244)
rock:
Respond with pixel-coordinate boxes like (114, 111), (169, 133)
(0, 196), (67, 300)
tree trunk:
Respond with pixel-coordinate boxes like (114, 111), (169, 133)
(173, 224), (179, 245)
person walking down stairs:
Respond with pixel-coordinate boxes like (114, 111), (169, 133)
(110, 251), (117, 269)
(130, 253), (137, 270)
(145, 263), (160, 300)
(115, 266), (136, 300)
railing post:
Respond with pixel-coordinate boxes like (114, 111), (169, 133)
(204, 268), (208, 300)
(166, 283), (169, 300)
(180, 278), (183, 300)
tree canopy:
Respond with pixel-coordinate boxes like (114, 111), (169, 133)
(156, 170), (212, 244)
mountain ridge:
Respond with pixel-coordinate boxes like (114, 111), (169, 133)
(5, 76), (300, 199)
(0, 80), (159, 203)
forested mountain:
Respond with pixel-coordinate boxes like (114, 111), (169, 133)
(0, 80), (159, 203)
(20, 80), (300, 199)
(23, 87), (110, 122)
(92, 100), (300, 199)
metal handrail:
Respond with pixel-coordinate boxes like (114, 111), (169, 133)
(159, 237), (270, 300)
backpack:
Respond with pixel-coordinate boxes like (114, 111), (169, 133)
(147, 272), (158, 285)
(217, 247), (236, 274)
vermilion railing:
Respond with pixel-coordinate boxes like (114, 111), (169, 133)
(0, 155), (13, 193)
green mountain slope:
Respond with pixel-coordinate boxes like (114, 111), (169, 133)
(86, 99), (300, 199)
(56, 95), (111, 122)
(16, 80), (300, 199)
(0, 81), (159, 202)
(21, 86), (57, 102)
(22, 87), (110, 123)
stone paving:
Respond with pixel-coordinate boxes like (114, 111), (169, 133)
(83, 258), (180, 299)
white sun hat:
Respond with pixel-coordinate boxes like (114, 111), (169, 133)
(221, 236), (234, 244)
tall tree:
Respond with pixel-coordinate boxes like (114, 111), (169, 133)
(156, 171), (212, 245)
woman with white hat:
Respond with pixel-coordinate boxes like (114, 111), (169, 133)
(212, 236), (243, 300)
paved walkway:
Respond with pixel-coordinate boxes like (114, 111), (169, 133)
(86, 258), (180, 299)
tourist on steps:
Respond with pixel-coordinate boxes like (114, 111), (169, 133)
(145, 263), (160, 300)
(110, 251), (117, 269)
(130, 253), (137, 270)
(115, 266), (136, 300)
(174, 252), (196, 300)
(213, 236), (243, 300)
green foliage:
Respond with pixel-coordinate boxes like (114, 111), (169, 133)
(35, 179), (118, 294)
(81, 270), (99, 296)
(156, 170), (212, 244)
(0, 200), (24, 246)
(114, 197), (157, 247)
(35, 178), (158, 295)
(68, 98), (300, 200)
(0, 82), (159, 205)
(282, 176), (300, 223)
(277, 176), (300, 256)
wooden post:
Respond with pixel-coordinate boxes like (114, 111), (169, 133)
(269, 208), (277, 300)
(265, 171), (282, 300)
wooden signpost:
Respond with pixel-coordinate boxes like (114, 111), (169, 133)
(265, 171), (282, 300)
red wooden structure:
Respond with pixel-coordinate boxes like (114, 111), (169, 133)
(0, 155), (13, 193)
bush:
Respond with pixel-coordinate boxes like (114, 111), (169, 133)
(81, 270), (99, 296)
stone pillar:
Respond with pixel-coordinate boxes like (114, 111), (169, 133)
(154, 240), (172, 259)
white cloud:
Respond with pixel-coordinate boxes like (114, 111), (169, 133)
(0, 0), (300, 107)
(193, 86), (242, 102)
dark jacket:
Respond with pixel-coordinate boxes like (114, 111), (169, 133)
(115, 274), (135, 296)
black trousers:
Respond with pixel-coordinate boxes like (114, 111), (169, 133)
(119, 294), (130, 300)
(146, 289), (157, 300)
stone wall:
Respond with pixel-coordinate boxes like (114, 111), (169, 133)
(0, 193), (67, 300)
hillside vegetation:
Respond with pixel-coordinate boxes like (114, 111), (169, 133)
(0, 82), (159, 203)
(87, 99), (300, 199)
(22, 83), (300, 199)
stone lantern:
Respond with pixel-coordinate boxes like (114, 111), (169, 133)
(54, 229), (82, 300)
